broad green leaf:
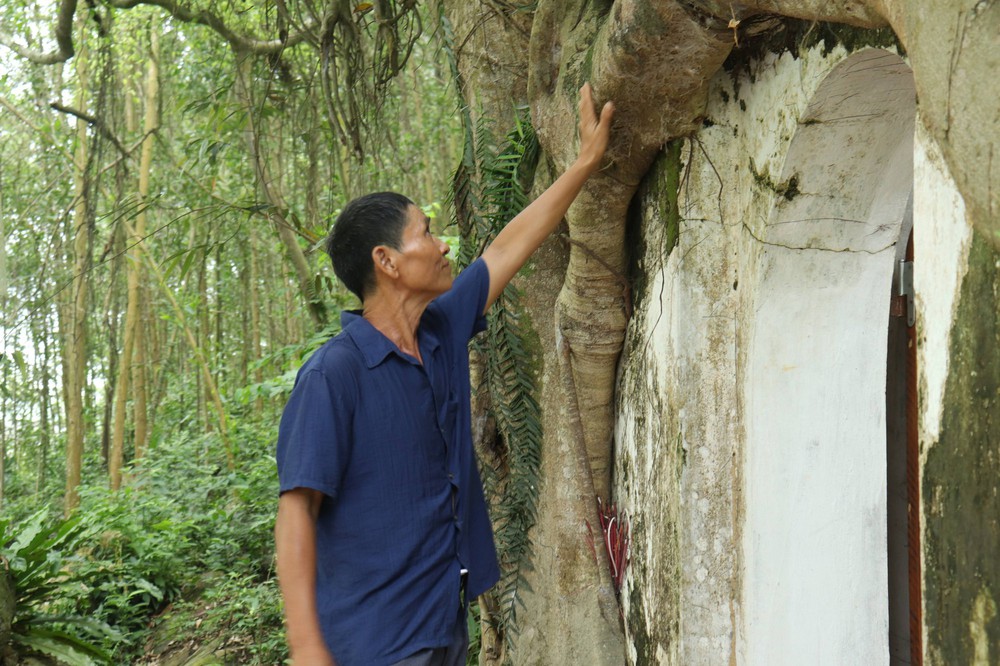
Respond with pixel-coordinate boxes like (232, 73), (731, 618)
(12, 629), (109, 666)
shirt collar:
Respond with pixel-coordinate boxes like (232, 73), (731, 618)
(342, 309), (442, 369)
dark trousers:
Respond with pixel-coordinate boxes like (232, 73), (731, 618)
(391, 607), (469, 666)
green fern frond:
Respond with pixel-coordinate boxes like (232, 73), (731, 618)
(467, 109), (542, 646)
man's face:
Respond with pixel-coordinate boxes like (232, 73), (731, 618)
(390, 204), (453, 298)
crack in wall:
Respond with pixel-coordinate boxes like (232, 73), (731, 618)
(741, 220), (896, 254)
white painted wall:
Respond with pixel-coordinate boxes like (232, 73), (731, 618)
(742, 248), (893, 664)
(913, 120), (970, 448)
(742, 50), (913, 666)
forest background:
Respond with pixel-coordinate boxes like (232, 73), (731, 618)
(7, 0), (988, 664)
(0, 1), (480, 663)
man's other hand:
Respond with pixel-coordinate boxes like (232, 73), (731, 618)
(290, 642), (337, 665)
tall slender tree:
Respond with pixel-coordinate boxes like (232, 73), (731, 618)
(63, 12), (91, 514)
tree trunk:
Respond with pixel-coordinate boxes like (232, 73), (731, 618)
(284, 287), (300, 348)
(132, 28), (154, 460)
(197, 229), (209, 430)
(101, 232), (122, 470)
(213, 242), (224, 387)
(248, 224), (264, 409)
(126, 220), (233, 467)
(410, 67), (435, 203)
(132, 275), (149, 460)
(334, 136), (353, 202)
(38, 336), (51, 493)
(146, 306), (168, 433)
(63, 14), (90, 515)
(439, 0), (735, 660)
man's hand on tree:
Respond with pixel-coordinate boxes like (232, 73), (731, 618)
(576, 82), (615, 174)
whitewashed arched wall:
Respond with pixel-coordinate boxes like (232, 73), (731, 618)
(741, 49), (915, 664)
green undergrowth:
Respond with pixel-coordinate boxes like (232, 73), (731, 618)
(2, 416), (289, 664)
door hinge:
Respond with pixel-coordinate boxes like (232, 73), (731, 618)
(898, 260), (914, 327)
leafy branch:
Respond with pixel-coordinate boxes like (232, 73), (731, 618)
(1, 0), (423, 162)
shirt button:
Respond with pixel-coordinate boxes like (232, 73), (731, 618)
(448, 473), (455, 480)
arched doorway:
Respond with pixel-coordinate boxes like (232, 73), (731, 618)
(887, 211), (919, 665)
(742, 49), (916, 664)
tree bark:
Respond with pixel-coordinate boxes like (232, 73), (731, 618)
(527, 0), (734, 502)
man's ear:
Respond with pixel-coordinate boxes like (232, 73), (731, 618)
(372, 245), (397, 278)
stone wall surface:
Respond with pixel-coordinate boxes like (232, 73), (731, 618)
(613, 29), (998, 663)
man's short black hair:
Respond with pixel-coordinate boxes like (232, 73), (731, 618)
(325, 192), (414, 302)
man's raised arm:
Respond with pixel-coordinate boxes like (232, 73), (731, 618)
(480, 83), (614, 312)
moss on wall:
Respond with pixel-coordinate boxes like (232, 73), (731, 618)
(924, 230), (1000, 663)
(626, 539), (655, 663)
(748, 156), (800, 200)
(623, 516), (682, 665)
(627, 140), (682, 313)
(659, 141), (683, 254)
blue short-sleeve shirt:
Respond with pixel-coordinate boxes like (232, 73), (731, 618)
(276, 258), (500, 666)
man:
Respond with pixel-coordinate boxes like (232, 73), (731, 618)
(275, 83), (614, 666)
